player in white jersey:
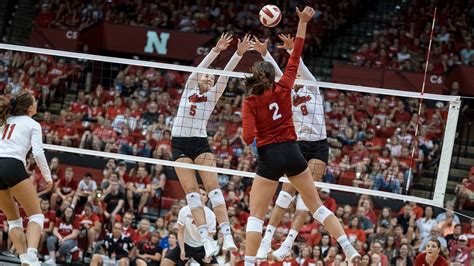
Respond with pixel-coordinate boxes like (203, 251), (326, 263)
(253, 35), (332, 261)
(171, 33), (251, 258)
(0, 91), (53, 266)
(162, 189), (218, 266)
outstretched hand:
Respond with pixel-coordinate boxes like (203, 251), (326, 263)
(236, 34), (253, 56)
(277, 34), (295, 50)
(214, 32), (233, 52)
(251, 36), (269, 56)
(296, 6), (315, 23)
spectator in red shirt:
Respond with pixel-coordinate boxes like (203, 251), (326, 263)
(106, 97), (126, 120)
(40, 111), (56, 143)
(45, 206), (80, 264)
(369, 241), (389, 266)
(234, 202), (249, 228)
(53, 119), (79, 146)
(92, 119), (118, 149)
(319, 188), (337, 213)
(118, 211), (135, 239)
(414, 238), (448, 266)
(126, 166), (151, 214)
(51, 167), (77, 209)
(457, 167), (474, 210)
(345, 216), (367, 245)
(135, 231), (162, 266)
(448, 235), (471, 266)
(87, 97), (104, 122)
(79, 203), (102, 252)
(39, 198), (55, 252)
(215, 139), (234, 168)
(132, 218), (151, 245)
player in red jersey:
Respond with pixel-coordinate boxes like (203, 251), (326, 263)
(414, 238), (448, 266)
(241, 7), (360, 266)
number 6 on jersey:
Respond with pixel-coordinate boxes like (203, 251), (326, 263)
(269, 103), (282, 120)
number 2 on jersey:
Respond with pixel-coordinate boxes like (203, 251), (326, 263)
(269, 103), (282, 120)
(1, 124), (16, 140)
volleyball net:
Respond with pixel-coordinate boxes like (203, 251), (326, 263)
(0, 43), (461, 208)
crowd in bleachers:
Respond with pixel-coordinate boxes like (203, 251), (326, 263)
(351, 0), (474, 73)
(2, 153), (474, 265)
(0, 45), (471, 264)
(34, 0), (370, 56)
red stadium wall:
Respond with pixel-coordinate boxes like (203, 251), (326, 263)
(332, 64), (474, 96)
(29, 23), (215, 61)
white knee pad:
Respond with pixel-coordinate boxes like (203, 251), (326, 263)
(186, 192), (203, 210)
(275, 191), (294, 209)
(8, 218), (23, 233)
(313, 205), (332, 224)
(208, 188), (225, 208)
(246, 216), (264, 233)
(296, 195), (309, 212)
(28, 214), (45, 231)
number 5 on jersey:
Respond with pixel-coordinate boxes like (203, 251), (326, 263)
(269, 103), (282, 120)
(1, 124), (16, 140)
(189, 105), (197, 116)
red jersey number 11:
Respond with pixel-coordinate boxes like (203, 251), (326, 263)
(1, 124), (16, 140)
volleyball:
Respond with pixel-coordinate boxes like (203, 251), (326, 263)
(259, 5), (282, 27)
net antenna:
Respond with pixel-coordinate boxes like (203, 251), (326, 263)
(0, 43), (461, 209)
(407, 7), (437, 191)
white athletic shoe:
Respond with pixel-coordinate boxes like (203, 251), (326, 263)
(272, 243), (291, 261)
(256, 239), (272, 260)
(202, 237), (218, 259)
(222, 235), (238, 252)
(44, 258), (56, 265)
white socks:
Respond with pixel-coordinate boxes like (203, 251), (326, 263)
(262, 225), (276, 243)
(27, 248), (38, 261)
(245, 256), (256, 266)
(197, 225), (209, 240)
(337, 235), (351, 250)
(220, 222), (232, 237)
(284, 229), (298, 245)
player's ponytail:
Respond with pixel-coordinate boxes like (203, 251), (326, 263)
(0, 96), (12, 126)
(10, 91), (35, 116)
(245, 61), (275, 95)
(0, 91), (35, 126)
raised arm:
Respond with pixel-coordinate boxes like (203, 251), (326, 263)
(278, 7), (315, 89)
(278, 34), (320, 94)
(213, 34), (252, 97)
(253, 37), (284, 78)
(185, 33), (233, 89)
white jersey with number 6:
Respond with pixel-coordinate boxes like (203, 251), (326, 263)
(0, 116), (52, 181)
(177, 205), (216, 248)
(172, 50), (242, 138)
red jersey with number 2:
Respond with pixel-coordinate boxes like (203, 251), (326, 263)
(242, 37), (304, 148)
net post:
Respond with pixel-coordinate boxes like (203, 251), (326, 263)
(433, 98), (461, 206)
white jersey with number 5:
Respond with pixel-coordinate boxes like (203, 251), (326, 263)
(263, 53), (327, 141)
(172, 50), (242, 138)
(177, 205), (216, 248)
(0, 116), (52, 181)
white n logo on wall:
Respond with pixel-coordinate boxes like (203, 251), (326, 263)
(144, 31), (170, 55)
